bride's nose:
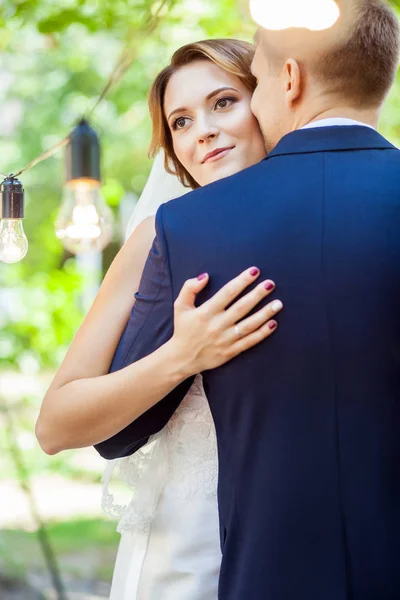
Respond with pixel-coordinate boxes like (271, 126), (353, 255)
(197, 116), (220, 144)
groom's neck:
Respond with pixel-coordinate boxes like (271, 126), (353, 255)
(292, 103), (380, 131)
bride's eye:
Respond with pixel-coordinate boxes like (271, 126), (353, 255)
(172, 117), (189, 131)
(215, 97), (236, 110)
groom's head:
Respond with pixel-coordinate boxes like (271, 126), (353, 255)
(251, 0), (400, 152)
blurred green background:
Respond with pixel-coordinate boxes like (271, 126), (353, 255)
(0, 1), (400, 598)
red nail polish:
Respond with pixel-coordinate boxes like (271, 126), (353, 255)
(250, 267), (259, 277)
(269, 321), (277, 330)
(265, 281), (275, 291)
(197, 273), (208, 281)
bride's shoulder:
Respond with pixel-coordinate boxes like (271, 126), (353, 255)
(126, 215), (155, 245)
(122, 216), (156, 264)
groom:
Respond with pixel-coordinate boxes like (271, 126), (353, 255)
(96, 1), (400, 598)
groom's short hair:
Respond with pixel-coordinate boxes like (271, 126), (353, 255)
(317, 0), (399, 106)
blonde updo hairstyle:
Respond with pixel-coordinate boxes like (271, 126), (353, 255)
(148, 39), (257, 189)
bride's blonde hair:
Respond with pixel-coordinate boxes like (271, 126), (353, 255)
(148, 39), (257, 190)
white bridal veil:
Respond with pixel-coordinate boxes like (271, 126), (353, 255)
(125, 150), (189, 240)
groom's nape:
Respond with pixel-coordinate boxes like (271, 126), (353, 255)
(250, 0), (400, 152)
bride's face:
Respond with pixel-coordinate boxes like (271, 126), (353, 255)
(164, 60), (266, 187)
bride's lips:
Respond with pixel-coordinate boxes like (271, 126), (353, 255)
(202, 146), (235, 164)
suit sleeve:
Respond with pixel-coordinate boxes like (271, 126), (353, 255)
(94, 205), (195, 459)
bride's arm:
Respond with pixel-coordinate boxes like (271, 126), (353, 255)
(36, 215), (177, 454)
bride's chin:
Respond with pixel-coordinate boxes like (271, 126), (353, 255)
(214, 163), (243, 180)
(198, 160), (245, 186)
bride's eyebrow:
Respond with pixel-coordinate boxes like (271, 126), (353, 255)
(167, 87), (240, 121)
(206, 86), (239, 101)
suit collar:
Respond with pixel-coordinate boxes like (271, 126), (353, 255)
(301, 118), (375, 130)
(265, 126), (396, 160)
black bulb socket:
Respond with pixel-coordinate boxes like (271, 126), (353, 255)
(65, 118), (101, 184)
(1, 176), (24, 219)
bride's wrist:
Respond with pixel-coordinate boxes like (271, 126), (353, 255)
(163, 336), (197, 381)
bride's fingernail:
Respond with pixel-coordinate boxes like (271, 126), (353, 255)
(271, 300), (283, 312)
(250, 267), (259, 277)
(197, 273), (208, 281)
(269, 321), (277, 330)
(265, 281), (275, 291)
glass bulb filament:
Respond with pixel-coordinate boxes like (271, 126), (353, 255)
(0, 219), (28, 264)
(68, 204), (102, 240)
(55, 179), (114, 254)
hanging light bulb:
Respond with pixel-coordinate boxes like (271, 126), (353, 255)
(0, 176), (28, 264)
(250, 0), (340, 31)
(55, 119), (114, 255)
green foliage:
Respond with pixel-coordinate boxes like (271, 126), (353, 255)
(0, 263), (84, 370)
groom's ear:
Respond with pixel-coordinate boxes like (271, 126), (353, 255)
(283, 59), (302, 108)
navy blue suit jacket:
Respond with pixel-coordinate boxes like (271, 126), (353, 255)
(95, 126), (400, 600)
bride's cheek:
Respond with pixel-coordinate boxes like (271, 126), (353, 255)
(233, 107), (251, 133)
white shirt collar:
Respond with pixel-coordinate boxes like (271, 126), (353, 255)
(301, 117), (375, 130)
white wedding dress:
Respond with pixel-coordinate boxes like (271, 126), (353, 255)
(101, 153), (221, 600)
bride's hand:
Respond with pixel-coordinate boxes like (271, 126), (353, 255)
(170, 267), (283, 376)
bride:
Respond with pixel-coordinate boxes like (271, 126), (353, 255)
(36, 39), (283, 598)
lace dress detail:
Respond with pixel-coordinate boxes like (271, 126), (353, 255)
(101, 375), (218, 534)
